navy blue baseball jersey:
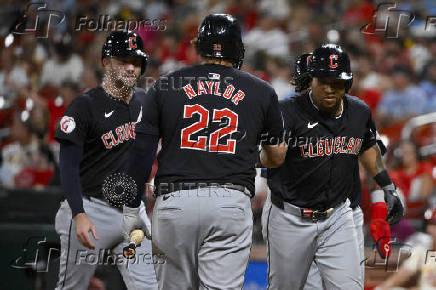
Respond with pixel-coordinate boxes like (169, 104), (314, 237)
(136, 63), (284, 195)
(268, 92), (377, 210)
(55, 86), (144, 197)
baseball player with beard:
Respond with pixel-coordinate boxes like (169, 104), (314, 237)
(263, 44), (404, 289)
(54, 31), (157, 289)
(121, 14), (287, 289)
(276, 53), (393, 289)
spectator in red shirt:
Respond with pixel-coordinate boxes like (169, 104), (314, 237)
(14, 144), (55, 188)
(351, 71), (382, 111)
(390, 140), (434, 224)
(342, 0), (375, 27)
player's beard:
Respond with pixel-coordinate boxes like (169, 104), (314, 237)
(318, 96), (342, 116)
(105, 63), (139, 92)
(103, 67), (139, 101)
(110, 69), (138, 90)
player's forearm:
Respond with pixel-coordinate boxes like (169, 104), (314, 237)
(60, 142), (85, 217)
(125, 133), (158, 208)
(260, 142), (287, 168)
(359, 144), (385, 177)
(360, 145), (395, 192)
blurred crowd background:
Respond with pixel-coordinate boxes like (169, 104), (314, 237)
(0, 0), (436, 288)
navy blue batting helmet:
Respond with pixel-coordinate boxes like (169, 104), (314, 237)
(102, 31), (148, 75)
(195, 14), (245, 69)
(308, 44), (353, 91)
(292, 53), (313, 93)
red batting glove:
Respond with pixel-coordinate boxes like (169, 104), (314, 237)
(370, 202), (392, 259)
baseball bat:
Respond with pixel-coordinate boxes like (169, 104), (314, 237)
(123, 229), (144, 259)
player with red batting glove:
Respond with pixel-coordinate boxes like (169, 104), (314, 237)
(263, 45), (405, 290)
(286, 52), (401, 290)
(291, 52), (395, 261)
(370, 188), (392, 259)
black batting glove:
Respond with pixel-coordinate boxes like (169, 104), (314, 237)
(382, 184), (405, 225)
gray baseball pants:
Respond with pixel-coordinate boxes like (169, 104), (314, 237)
(54, 198), (157, 290)
(262, 194), (362, 290)
(152, 186), (253, 290)
(303, 207), (365, 290)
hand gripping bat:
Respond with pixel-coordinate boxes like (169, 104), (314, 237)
(123, 229), (144, 259)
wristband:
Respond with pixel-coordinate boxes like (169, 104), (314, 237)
(374, 170), (393, 188)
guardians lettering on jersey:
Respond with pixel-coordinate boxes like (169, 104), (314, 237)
(182, 80), (245, 105)
(299, 136), (362, 158)
(101, 122), (136, 149)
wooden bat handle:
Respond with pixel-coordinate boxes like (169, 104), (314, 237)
(123, 229), (145, 259)
(130, 229), (144, 245)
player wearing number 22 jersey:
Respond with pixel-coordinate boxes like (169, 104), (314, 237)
(131, 14), (285, 290)
(138, 63), (283, 194)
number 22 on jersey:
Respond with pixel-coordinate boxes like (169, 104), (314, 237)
(180, 104), (238, 154)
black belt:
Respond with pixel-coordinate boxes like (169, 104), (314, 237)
(270, 193), (342, 222)
(155, 183), (250, 196)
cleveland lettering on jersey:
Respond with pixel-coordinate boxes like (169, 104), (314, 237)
(268, 93), (377, 209)
(101, 122), (136, 149)
(55, 86), (145, 196)
(299, 136), (362, 157)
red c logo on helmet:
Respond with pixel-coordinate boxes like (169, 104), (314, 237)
(129, 36), (137, 49)
(329, 55), (338, 68)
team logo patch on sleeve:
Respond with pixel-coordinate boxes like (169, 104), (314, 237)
(60, 116), (76, 134)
